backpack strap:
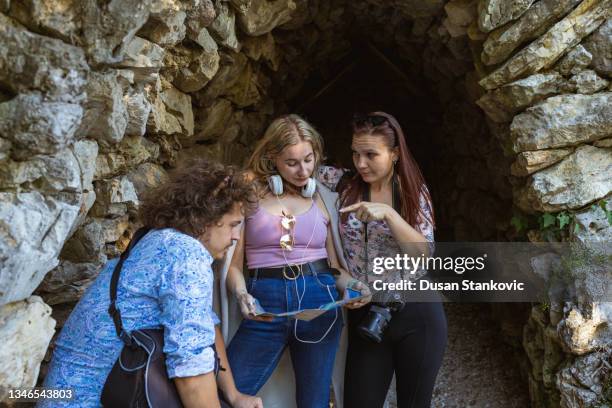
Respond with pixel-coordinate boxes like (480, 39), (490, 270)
(108, 227), (152, 346)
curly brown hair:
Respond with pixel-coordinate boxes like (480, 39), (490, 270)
(139, 159), (257, 238)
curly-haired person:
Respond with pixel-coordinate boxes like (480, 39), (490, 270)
(40, 160), (263, 408)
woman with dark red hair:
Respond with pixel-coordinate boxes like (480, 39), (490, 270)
(318, 112), (447, 408)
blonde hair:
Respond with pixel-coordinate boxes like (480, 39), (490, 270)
(247, 114), (324, 185)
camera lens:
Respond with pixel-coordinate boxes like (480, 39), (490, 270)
(356, 305), (392, 343)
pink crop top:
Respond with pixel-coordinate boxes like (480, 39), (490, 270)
(244, 202), (329, 269)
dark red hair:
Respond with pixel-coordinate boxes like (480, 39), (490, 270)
(338, 111), (435, 231)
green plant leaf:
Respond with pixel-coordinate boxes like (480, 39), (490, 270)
(557, 212), (571, 229)
(607, 211), (612, 226)
(511, 215), (528, 232)
(510, 216), (522, 232)
(541, 213), (556, 229)
(598, 199), (607, 211)
(574, 223), (581, 234)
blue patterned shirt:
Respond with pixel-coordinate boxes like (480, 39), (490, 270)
(40, 228), (220, 407)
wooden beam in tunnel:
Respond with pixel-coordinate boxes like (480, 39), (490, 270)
(295, 61), (357, 113)
(365, 41), (425, 99)
(295, 41), (426, 113)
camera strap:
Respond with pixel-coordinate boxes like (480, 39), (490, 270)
(362, 175), (402, 279)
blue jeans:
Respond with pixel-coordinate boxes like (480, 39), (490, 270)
(227, 270), (343, 408)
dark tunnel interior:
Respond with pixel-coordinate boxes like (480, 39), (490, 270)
(289, 43), (453, 240)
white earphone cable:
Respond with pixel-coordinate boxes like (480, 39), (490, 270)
(273, 182), (337, 344)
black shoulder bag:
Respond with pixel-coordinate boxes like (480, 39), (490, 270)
(101, 227), (226, 407)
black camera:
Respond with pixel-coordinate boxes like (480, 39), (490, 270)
(356, 284), (406, 343)
(357, 304), (393, 343)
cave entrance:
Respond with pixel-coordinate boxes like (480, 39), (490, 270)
(278, 40), (530, 406)
(290, 42), (445, 235)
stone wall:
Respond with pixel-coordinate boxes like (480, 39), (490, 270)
(0, 0), (610, 406)
(476, 2), (611, 406)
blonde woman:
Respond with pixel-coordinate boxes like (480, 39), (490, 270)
(225, 115), (370, 408)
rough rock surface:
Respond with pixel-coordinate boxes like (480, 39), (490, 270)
(394, 0), (447, 19)
(119, 36), (166, 83)
(237, 0), (297, 36)
(147, 78), (194, 136)
(571, 196), (612, 242)
(515, 145), (612, 212)
(558, 303), (611, 355)
(557, 349), (611, 408)
(81, 0), (152, 65)
(0, 13), (89, 101)
(555, 44), (594, 76)
(78, 71), (128, 146)
(511, 93), (612, 152)
(510, 148), (574, 176)
(138, 2), (187, 47)
(164, 44), (220, 92)
(583, 18), (612, 77)
(569, 69), (609, 93)
(7, 0), (81, 42)
(480, 0), (610, 89)
(478, 0), (536, 33)
(477, 72), (572, 123)
(209, 0), (240, 51)
(0, 296), (55, 399)
(125, 90), (153, 137)
(0, 191), (82, 306)
(185, 0), (216, 33)
(198, 51), (265, 108)
(38, 261), (100, 305)
(242, 32), (280, 70)
(193, 98), (235, 142)
(0, 93), (83, 158)
(481, 0), (581, 65)
(0, 150), (82, 192)
(127, 162), (168, 196)
(90, 176), (139, 217)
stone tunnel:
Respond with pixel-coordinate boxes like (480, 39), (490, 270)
(0, 0), (610, 406)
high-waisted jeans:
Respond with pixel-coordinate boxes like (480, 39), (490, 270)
(227, 267), (343, 408)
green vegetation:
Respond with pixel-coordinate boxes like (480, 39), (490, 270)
(510, 199), (612, 242)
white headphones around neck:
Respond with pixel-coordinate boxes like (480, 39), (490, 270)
(268, 175), (316, 198)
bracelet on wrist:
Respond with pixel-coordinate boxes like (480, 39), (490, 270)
(347, 278), (361, 289)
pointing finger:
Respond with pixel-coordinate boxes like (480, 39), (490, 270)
(339, 202), (365, 213)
